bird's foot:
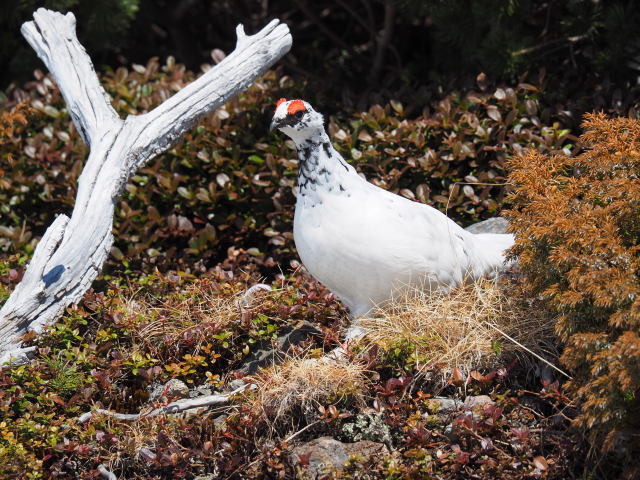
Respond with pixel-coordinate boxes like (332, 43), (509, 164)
(323, 320), (368, 363)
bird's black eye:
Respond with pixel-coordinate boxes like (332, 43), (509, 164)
(295, 110), (305, 119)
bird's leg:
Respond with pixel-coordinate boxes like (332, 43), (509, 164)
(344, 316), (367, 342)
(324, 315), (368, 363)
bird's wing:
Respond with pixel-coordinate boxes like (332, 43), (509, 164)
(317, 179), (471, 280)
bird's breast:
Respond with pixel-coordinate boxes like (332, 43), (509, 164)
(292, 188), (452, 315)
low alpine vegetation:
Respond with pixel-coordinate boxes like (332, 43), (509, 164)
(248, 354), (367, 429)
(0, 53), (632, 478)
(0, 265), (577, 479)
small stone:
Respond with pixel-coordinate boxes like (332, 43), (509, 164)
(463, 395), (495, 410)
(138, 447), (156, 462)
(229, 378), (249, 391)
(149, 379), (190, 402)
(426, 396), (461, 413)
(193, 475), (216, 480)
(277, 320), (322, 350)
(290, 436), (388, 479)
(165, 378), (190, 398)
(238, 320), (322, 374)
(443, 423), (458, 442)
(189, 383), (213, 398)
(343, 439), (389, 459)
(238, 348), (276, 375)
(464, 217), (510, 234)
(535, 364), (555, 385)
(213, 414), (227, 431)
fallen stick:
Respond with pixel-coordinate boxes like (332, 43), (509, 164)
(78, 384), (255, 423)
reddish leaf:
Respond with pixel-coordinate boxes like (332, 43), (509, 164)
(533, 456), (548, 470)
(450, 367), (464, 386)
(297, 452), (312, 467)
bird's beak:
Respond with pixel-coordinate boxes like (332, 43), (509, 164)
(269, 118), (280, 131)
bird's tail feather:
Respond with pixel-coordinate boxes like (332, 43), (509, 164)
(468, 232), (515, 276)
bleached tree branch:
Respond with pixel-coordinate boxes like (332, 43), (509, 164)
(0, 8), (292, 365)
(20, 10), (120, 146)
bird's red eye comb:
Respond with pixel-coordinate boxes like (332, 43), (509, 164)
(287, 99), (306, 115)
(276, 98), (287, 107)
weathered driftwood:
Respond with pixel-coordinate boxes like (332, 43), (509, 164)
(0, 9), (292, 365)
(78, 384), (254, 423)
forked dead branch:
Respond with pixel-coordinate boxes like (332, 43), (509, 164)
(0, 8), (292, 364)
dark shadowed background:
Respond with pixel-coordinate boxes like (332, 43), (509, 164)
(2, 0), (640, 120)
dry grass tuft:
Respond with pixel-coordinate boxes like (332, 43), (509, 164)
(121, 281), (247, 357)
(249, 354), (367, 425)
(360, 278), (556, 378)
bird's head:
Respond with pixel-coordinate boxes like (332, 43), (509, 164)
(270, 98), (325, 144)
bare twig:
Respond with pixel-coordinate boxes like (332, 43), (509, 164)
(283, 420), (321, 444)
(97, 464), (117, 480)
(511, 34), (588, 57)
(459, 423), (510, 457)
(335, 0), (374, 35)
(369, 0), (396, 84)
(78, 384), (255, 423)
(293, 0), (351, 51)
(484, 322), (572, 379)
(359, 0), (376, 40)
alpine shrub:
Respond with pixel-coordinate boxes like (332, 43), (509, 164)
(506, 113), (640, 469)
(0, 61), (572, 273)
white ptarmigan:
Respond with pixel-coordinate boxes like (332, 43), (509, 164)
(271, 98), (514, 335)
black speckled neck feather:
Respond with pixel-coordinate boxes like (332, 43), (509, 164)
(296, 135), (350, 199)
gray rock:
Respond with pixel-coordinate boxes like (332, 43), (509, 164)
(229, 378), (249, 391)
(465, 217), (510, 234)
(149, 378), (190, 402)
(239, 348), (277, 375)
(138, 447), (156, 462)
(238, 320), (322, 374)
(426, 396), (462, 413)
(534, 363), (556, 384)
(290, 436), (388, 479)
(193, 474), (216, 480)
(460, 395), (496, 422)
(213, 414), (228, 431)
(277, 320), (322, 350)
(463, 395), (495, 410)
(189, 383), (214, 398)
(443, 423), (459, 442)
